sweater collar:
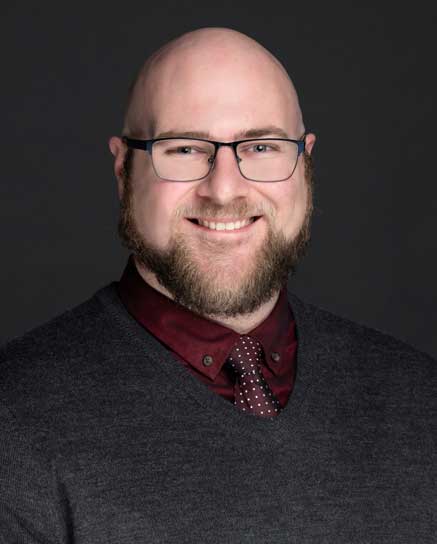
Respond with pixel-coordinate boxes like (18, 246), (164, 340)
(117, 255), (295, 381)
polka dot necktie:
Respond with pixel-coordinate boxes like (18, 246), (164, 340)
(228, 335), (281, 417)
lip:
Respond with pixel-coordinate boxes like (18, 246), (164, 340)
(186, 216), (262, 234)
(190, 217), (254, 223)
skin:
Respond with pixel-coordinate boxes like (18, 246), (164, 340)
(109, 27), (316, 333)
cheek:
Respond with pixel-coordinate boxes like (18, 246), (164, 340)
(132, 180), (187, 248)
(270, 175), (309, 236)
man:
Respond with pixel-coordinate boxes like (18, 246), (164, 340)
(0, 27), (435, 543)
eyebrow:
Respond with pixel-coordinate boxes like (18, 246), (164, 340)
(154, 126), (291, 140)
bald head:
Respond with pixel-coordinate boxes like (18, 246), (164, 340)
(123, 27), (305, 139)
(110, 27), (316, 322)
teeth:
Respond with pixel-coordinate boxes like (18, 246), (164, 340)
(197, 218), (253, 231)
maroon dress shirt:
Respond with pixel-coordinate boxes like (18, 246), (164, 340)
(117, 255), (297, 408)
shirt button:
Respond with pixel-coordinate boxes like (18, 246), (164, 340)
(202, 355), (214, 367)
(271, 352), (281, 362)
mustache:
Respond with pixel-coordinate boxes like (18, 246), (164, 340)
(176, 201), (274, 219)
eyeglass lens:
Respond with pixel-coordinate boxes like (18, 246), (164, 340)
(151, 139), (299, 182)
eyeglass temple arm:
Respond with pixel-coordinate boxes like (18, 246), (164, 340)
(122, 137), (153, 154)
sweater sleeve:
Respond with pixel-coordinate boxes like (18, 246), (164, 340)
(0, 402), (69, 544)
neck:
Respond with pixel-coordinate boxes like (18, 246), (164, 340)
(134, 258), (280, 334)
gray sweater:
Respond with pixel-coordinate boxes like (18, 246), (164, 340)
(0, 283), (435, 543)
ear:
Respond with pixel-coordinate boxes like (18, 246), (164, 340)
(304, 133), (316, 155)
(109, 136), (127, 200)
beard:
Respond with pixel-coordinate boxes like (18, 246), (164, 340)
(118, 152), (314, 318)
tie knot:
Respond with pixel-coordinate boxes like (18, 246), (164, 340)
(227, 335), (264, 378)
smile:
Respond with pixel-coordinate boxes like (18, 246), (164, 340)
(187, 217), (261, 232)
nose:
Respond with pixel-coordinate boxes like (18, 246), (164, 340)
(195, 145), (249, 205)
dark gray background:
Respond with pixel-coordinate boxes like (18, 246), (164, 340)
(2, 3), (436, 357)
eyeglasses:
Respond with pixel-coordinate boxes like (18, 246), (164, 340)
(122, 136), (306, 182)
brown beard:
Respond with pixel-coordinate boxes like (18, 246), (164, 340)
(118, 152), (314, 317)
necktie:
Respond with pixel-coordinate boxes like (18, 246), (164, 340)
(228, 335), (281, 417)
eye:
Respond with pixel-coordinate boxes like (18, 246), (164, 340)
(163, 146), (197, 155)
(176, 146), (195, 154)
(253, 144), (270, 153)
(239, 141), (280, 155)
(166, 145), (209, 156)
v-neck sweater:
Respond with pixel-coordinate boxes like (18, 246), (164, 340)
(0, 283), (435, 543)
(117, 255), (297, 408)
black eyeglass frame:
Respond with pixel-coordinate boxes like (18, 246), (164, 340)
(122, 135), (306, 182)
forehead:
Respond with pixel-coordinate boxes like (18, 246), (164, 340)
(132, 42), (302, 139)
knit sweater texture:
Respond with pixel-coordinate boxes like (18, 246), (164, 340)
(0, 283), (435, 543)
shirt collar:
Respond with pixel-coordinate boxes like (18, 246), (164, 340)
(117, 255), (295, 381)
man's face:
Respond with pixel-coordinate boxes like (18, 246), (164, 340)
(113, 38), (316, 317)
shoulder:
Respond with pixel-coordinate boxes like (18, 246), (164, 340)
(0, 282), (166, 462)
(288, 292), (436, 399)
(289, 292), (435, 362)
(1, 283), (115, 366)
(0, 283), (134, 420)
(288, 293), (436, 441)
